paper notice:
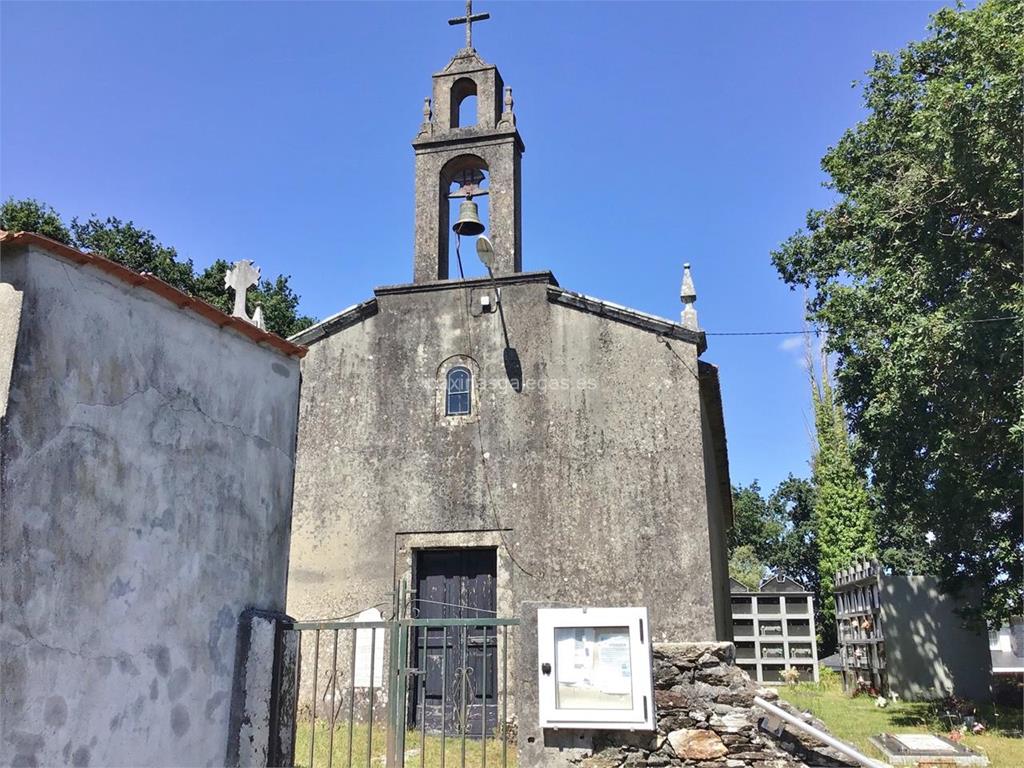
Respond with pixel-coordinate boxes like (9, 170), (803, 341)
(594, 631), (632, 694)
(554, 626), (633, 709)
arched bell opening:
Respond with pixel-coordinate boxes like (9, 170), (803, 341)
(450, 77), (478, 128)
(439, 154), (490, 279)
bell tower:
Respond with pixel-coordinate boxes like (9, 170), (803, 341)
(412, 1), (525, 283)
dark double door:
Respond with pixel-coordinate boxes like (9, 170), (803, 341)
(409, 548), (498, 736)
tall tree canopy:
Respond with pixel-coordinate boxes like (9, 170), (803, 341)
(810, 358), (876, 641)
(72, 215), (197, 294)
(1, 198), (314, 338)
(772, 0), (1023, 627)
(767, 476), (820, 601)
(730, 478), (820, 586)
(729, 481), (782, 561)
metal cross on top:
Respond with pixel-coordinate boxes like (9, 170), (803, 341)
(448, 0), (490, 50)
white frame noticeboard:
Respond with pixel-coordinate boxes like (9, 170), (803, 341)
(536, 607), (655, 730)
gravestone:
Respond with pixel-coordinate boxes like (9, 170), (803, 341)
(870, 733), (990, 766)
(353, 607), (385, 688)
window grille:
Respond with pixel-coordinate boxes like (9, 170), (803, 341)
(446, 366), (471, 416)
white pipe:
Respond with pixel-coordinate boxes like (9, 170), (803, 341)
(753, 696), (891, 768)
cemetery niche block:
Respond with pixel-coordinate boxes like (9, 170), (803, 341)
(834, 562), (993, 700)
(536, 607), (655, 731)
(729, 575), (819, 684)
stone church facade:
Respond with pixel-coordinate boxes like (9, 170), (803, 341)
(287, 37), (733, 643)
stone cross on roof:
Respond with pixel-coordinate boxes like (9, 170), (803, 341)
(224, 259), (266, 330)
(448, 0), (490, 50)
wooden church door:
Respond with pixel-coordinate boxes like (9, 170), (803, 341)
(411, 548), (497, 735)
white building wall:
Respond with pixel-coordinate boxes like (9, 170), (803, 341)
(0, 244), (301, 767)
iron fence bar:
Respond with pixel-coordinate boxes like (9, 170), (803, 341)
(348, 628), (356, 768)
(402, 618), (519, 628)
(440, 626), (447, 768)
(286, 619), (517, 632)
(501, 625), (508, 768)
(291, 620), (394, 631)
(386, 618), (399, 768)
(419, 627), (427, 768)
(391, 618), (407, 768)
(460, 625), (467, 768)
(311, 629), (321, 768)
(481, 626), (487, 768)
(295, 630), (303, 768)
(275, 612), (519, 768)
(328, 629), (339, 768)
(367, 628), (377, 768)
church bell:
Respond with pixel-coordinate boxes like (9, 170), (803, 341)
(452, 199), (485, 236)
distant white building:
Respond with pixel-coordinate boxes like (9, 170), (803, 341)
(989, 616), (1024, 675)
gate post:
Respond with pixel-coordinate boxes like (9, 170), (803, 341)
(271, 623), (300, 767)
(227, 608), (299, 767)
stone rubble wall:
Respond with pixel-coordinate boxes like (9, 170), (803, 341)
(579, 643), (855, 768)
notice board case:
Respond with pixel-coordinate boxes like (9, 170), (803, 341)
(536, 607), (655, 730)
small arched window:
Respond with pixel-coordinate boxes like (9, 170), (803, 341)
(446, 366), (472, 416)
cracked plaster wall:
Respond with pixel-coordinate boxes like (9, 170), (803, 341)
(0, 245), (301, 767)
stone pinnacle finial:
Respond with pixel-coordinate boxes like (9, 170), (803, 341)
(680, 262), (698, 330)
(498, 87), (516, 127)
(418, 97), (434, 138)
(224, 259), (266, 330)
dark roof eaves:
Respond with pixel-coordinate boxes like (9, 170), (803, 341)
(548, 286), (707, 352)
(288, 298), (380, 345)
(374, 270), (557, 297)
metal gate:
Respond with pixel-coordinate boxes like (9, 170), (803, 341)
(279, 584), (518, 768)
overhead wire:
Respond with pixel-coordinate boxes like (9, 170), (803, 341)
(412, 596), (498, 615)
(704, 316), (1017, 337)
(298, 599), (393, 623)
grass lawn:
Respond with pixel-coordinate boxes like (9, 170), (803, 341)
(293, 721), (516, 768)
(775, 673), (1022, 768)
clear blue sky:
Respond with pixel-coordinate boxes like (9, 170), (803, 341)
(1, 1), (951, 492)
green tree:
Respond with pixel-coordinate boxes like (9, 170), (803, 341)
(730, 476), (832, 651)
(768, 475), (834, 651)
(71, 215), (196, 295)
(810, 357), (876, 645)
(730, 477), (819, 589)
(772, 0), (1023, 627)
(1, 198), (314, 339)
(1, 197), (71, 244)
(767, 476), (819, 593)
(729, 544), (767, 592)
(729, 481), (782, 562)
